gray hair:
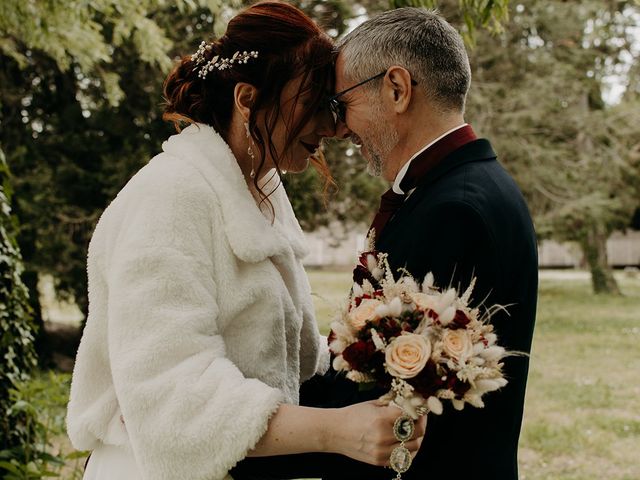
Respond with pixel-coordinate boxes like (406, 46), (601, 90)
(337, 8), (471, 112)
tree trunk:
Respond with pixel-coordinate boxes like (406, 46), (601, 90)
(580, 225), (621, 295)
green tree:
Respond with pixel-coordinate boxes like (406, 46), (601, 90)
(0, 0), (231, 365)
(0, 0), (517, 368)
(466, 0), (640, 294)
(0, 146), (38, 453)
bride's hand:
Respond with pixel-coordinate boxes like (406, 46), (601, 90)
(324, 400), (427, 467)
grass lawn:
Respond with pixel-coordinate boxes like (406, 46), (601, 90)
(307, 268), (640, 480)
(29, 269), (640, 479)
(516, 271), (640, 480)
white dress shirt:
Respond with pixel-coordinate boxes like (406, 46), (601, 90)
(392, 123), (468, 195)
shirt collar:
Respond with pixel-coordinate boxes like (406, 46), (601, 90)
(392, 123), (468, 195)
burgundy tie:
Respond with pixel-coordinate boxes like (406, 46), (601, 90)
(369, 125), (477, 241)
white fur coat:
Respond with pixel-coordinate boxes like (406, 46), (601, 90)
(66, 124), (329, 480)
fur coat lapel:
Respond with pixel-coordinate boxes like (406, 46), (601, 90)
(161, 123), (308, 264)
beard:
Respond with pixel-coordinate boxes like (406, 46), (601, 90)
(360, 100), (399, 177)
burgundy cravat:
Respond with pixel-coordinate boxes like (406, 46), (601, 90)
(369, 125), (477, 240)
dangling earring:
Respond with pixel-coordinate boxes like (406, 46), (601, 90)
(244, 121), (255, 178)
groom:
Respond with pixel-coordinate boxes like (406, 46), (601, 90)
(232, 8), (537, 480)
(318, 7), (538, 479)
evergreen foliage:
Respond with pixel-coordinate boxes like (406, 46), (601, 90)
(0, 1), (232, 357)
(0, 146), (38, 452)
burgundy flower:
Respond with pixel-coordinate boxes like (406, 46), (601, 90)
(342, 340), (376, 370)
(377, 317), (402, 340)
(407, 360), (442, 399)
(408, 362), (470, 400)
(358, 251), (378, 268)
(353, 264), (379, 288)
(369, 350), (386, 374)
(354, 293), (372, 308)
(450, 310), (471, 329)
(446, 373), (472, 398)
(452, 378), (472, 398)
(362, 348), (391, 388)
(400, 310), (424, 330)
(414, 364), (470, 399)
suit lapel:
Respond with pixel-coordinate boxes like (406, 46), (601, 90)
(378, 139), (497, 247)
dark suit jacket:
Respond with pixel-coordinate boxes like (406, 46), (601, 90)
(231, 139), (538, 480)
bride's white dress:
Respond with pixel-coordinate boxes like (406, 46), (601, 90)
(83, 444), (140, 480)
(84, 443), (237, 480)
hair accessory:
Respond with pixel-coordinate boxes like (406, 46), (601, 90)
(191, 41), (259, 79)
(244, 121), (256, 178)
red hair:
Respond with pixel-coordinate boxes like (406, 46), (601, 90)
(163, 1), (335, 206)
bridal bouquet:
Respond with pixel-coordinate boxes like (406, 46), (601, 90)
(328, 241), (509, 477)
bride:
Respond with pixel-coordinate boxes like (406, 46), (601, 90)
(66, 2), (425, 479)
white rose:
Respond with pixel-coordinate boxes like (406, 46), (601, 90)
(442, 329), (473, 361)
(348, 299), (383, 330)
(385, 333), (431, 379)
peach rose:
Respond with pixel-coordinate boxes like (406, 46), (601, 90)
(385, 333), (431, 379)
(442, 329), (473, 361)
(348, 299), (383, 330)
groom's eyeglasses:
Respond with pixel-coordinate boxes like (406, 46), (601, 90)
(327, 70), (418, 124)
(327, 71), (386, 124)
